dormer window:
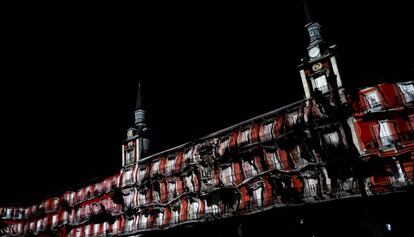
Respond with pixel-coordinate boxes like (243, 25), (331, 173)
(397, 82), (414, 103)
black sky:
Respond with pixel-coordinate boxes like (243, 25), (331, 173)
(1, 1), (413, 205)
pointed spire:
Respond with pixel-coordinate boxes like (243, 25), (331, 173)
(135, 82), (143, 110)
(302, 0), (323, 47)
(302, 0), (312, 24)
(124, 82), (151, 165)
(134, 82), (145, 126)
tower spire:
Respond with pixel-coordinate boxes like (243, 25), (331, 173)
(135, 82), (143, 110)
(134, 82), (145, 126)
(303, 0), (323, 48)
(302, 0), (312, 24)
(123, 82), (151, 166)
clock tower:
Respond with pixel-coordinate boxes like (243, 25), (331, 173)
(122, 82), (151, 167)
(298, 0), (347, 106)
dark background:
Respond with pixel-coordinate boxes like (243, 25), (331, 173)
(1, 0), (413, 205)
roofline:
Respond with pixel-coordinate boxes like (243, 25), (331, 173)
(138, 99), (307, 162)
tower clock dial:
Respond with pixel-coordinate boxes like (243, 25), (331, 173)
(308, 46), (320, 58)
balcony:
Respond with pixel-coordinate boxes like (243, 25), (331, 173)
(362, 132), (414, 155)
(353, 92), (414, 115)
(313, 85), (332, 95)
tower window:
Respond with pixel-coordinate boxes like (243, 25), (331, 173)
(314, 75), (328, 93)
(126, 149), (134, 165)
(397, 82), (414, 103)
(324, 131), (340, 147)
(125, 142), (135, 165)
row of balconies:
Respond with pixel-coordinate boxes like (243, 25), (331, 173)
(1, 169), (329, 237)
(352, 82), (414, 115)
(2, 153), (412, 236)
(120, 143), (329, 193)
(365, 133), (414, 149)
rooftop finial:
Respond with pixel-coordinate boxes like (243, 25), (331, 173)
(135, 82), (143, 110)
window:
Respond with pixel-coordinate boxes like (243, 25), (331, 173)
(314, 75), (329, 93)
(123, 170), (132, 186)
(36, 219), (44, 232)
(205, 200), (220, 215)
(124, 193), (132, 209)
(167, 180), (177, 200)
(138, 166), (147, 183)
(264, 151), (282, 170)
(409, 115), (414, 130)
(259, 122), (274, 142)
(365, 91), (382, 111)
(156, 211), (164, 227)
(218, 138), (230, 156)
(237, 129), (251, 145)
(52, 215), (58, 228)
(139, 192), (147, 206)
(288, 112), (299, 125)
(126, 218), (135, 232)
(84, 225), (91, 237)
(166, 157), (176, 175)
(290, 145), (306, 167)
(304, 178), (319, 197)
(171, 209), (180, 224)
(189, 201), (200, 220)
(6, 208), (12, 219)
(126, 149), (134, 165)
(184, 148), (194, 165)
(220, 165), (234, 185)
(324, 132), (340, 147)
(185, 175), (195, 192)
(391, 159), (406, 184)
(151, 160), (160, 176)
(398, 82), (414, 103)
(251, 184), (264, 207)
(379, 121), (393, 146)
(242, 160), (258, 177)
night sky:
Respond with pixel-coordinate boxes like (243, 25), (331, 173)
(1, 1), (413, 206)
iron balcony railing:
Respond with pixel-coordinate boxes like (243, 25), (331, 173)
(313, 85), (332, 94)
(363, 132), (414, 153)
(353, 92), (414, 114)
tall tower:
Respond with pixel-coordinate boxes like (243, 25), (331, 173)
(122, 83), (151, 167)
(298, 0), (347, 106)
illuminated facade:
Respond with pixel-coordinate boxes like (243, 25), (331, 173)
(1, 10), (413, 237)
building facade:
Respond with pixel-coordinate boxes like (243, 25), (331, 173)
(1, 10), (413, 237)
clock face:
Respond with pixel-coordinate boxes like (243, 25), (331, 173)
(309, 46), (320, 58)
